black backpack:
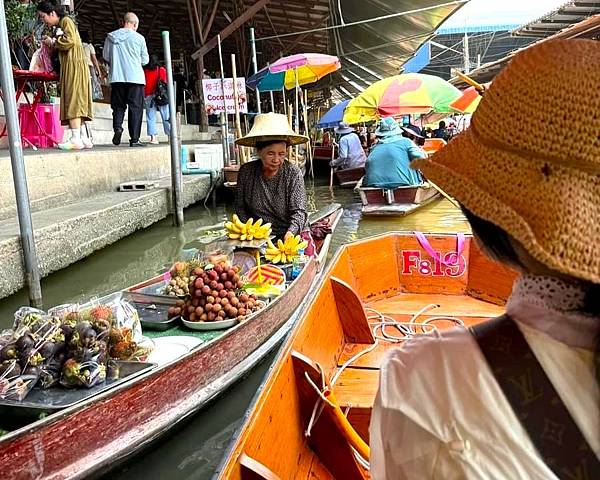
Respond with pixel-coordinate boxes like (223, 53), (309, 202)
(154, 69), (169, 107)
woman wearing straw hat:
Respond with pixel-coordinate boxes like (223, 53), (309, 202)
(370, 40), (600, 479)
(363, 117), (426, 189)
(235, 113), (310, 242)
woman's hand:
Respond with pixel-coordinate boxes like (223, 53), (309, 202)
(42, 36), (54, 47)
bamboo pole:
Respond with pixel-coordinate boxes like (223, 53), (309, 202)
(231, 53), (245, 164)
(217, 34), (230, 165)
(287, 103), (293, 162)
(294, 68), (299, 169)
(303, 89), (313, 177)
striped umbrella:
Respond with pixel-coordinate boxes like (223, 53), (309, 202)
(343, 73), (463, 124)
(247, 53), (341, 91)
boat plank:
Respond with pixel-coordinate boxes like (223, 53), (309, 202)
(330, 277), (374, 344)
(468, 241), (517, 305)
(332, 367), (379, 409)
(347, 236), (400, 301)
(367, 292), (506, 318)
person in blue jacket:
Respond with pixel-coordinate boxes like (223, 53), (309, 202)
(364, 117), (426, 188)
(103, 12), (149, 147)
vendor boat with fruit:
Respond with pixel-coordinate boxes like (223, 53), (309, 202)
(0, 204), (342, 478)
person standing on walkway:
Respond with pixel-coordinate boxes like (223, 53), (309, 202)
(37, 2), (93, 150)
(103, 12), (149, 147)
(143, 54), (170, 144)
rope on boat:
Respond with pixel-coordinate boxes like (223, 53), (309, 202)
(303, 304), (466, 470)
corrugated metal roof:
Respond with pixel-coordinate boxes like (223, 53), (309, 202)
(452, 13), (600, 87)
(512, 0), (600, 37)
(76, 0), (467, 102)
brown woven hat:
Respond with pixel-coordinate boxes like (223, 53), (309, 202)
(413, 39), (600, 283)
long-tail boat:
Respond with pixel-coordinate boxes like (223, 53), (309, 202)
(334, 166), (366, 187)
(356, 178), (440, 216)
(0, 204), (343, 479)
(215, 231), (517, 479)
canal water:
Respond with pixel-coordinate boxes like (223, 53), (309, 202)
(0, 176), (469, 478)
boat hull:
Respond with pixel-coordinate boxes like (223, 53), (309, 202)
(335, 166), (365, 187)
(357, 182), (439, 216)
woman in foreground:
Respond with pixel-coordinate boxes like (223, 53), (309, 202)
(370, 39), (600, 479)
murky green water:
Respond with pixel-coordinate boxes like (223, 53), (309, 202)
(0, 176), (469, 478)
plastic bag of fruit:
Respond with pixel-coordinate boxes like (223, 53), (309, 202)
(48, 304), (109, 388)
(81, 293), (154, 361)
(2, 311), (66, 398)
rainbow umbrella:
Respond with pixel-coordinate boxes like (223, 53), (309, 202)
(343, 73), (463, 124)
(247, 53), (341, 92)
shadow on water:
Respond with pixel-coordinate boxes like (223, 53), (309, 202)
(0, 175), (469, 478)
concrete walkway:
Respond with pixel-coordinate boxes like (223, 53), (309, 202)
(0, 174), (211, 299)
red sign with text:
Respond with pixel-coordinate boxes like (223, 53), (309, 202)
(400, 250), (467, 277)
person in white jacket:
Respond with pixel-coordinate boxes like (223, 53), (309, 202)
(103, 12), (149, 147)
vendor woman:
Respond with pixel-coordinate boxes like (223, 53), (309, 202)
(234, 113), (309, 240)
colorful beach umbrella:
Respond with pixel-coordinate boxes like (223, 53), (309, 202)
(343, 73), (463, 124)
(247, 53), (341, 92)
(316, 100), (350, 128)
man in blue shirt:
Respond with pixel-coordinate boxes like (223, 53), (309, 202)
(103, 12), (149, 147)
(364, 117), (426, 188)
(330, 123), (366, 170)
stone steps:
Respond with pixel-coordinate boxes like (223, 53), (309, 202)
(0, 173), (212, 299)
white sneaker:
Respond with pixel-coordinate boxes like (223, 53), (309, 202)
(58, 139), (85, 151)
(149, 136), (159, 145)
(82, 138), (94, 149)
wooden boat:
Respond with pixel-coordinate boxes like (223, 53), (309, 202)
(334, 166), (366, 187)
(356, 177), (440, 216)
(0, 204), (343, 479)
(313, 144), (335, 162)
(215, 232), (517, 479)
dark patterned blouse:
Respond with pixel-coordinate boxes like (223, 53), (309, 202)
(234, 160), (307, 239)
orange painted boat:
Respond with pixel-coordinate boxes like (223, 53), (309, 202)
(215, 232), (517, 479)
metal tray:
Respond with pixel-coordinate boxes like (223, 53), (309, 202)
(134, 302), (181, 331)
(0, 361), (156, 415)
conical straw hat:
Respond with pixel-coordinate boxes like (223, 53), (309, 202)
(235, 112), (309, 147)
(413, 39), (600, 283)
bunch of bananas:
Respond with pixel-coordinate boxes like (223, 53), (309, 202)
(225, 214), (272, 241)
(265, 236), (308, 264)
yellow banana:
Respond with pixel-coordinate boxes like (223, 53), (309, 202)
(277, 239), (285, 250)
(225, 221), (242, 233)
(232, 214), (244, 228)
(273, 253), (281, 263)
(247, 234), (254, 241)
(298, 240), (308, 250)
(267, 239), (277, 249)
(228, 233), (241, 240)
(254, 218), (263, 228)
(240, 234), (247, 241)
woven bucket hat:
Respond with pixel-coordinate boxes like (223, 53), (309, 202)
(413, 39), (600, 283)
(235, 113), (309, 147)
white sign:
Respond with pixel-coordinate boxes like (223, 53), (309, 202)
(202, 78), (248, 115)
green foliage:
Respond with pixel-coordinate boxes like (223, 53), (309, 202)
(5, 0), (38, 42)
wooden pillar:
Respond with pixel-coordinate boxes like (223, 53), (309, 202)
(196, 55), (208, 132)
